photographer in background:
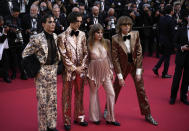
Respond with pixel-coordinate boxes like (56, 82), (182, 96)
(52, 4), (67, 35)
(104, 8), (116, 39)
(138, 4), (154, 56)
(38, 1), (52, 18)
(21, 4), (42, 45)
(0, 16), (11, 83)
(5, 6), (28, 80)
(33, 0), (53, 11)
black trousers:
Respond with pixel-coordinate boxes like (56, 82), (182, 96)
(0, 49), (9, 78)
(8, 44), (25, 75)
(154, 54), (171, 75)
(170, 63), (189, 100)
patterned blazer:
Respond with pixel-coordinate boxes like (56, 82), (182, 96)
(112, 31), (143, 75)
(22, 32), (61, 65)
(58, 27), (88, 81)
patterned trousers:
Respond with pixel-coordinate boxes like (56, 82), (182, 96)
(113, 63), (151, 116)
(35, 64), (58, 131)
(62, 74), (85, 125)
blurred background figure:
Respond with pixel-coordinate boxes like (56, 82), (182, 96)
(0, 16), (11, 83)
(152, 5), (176, 78)
(169, 15), (189, 105)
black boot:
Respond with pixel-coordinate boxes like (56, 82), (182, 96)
(47, 127), (58, 131)
(106, 121), (120, 126)
(11, 72), (16, 80)
(152, 67), (159, 76)
(64, 125), (71, 131)
(3, 76), (11, 83)
(20, 72), (28, 80)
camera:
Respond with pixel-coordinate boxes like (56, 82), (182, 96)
(30, 19), (38, 35)
(30, 28), (38, 35)
(108, 16), (115, 29)
(15, 28), (24, 44)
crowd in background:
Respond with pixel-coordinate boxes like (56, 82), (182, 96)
(0, 0), (189, 83)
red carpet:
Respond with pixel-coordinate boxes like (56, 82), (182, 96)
(0, 55), (189, 131)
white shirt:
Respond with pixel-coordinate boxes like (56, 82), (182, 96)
(0, 32), (9, 60)
(117, 33), (142, 80)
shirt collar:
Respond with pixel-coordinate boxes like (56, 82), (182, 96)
(44, 30), (53, 39)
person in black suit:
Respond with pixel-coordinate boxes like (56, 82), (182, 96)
(52, 4), (68, 35)
(169, 16), (189, 105)
(5, 6), (28, 80)
(87, 6), (104, 30)
(0, 16), (11, 83)
(21, 4), (42, 45)
(0, 0), (11, 17)
(152, 5), (176, 78)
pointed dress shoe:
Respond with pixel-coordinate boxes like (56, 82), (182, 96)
(180, 99), (189, 105)
(64, 125), (71, 131)
(11, 72), (16, 80)
(162, 74), (172, 78)
(47, 127), (58, 131)
(3, 77), (11, 83)
(169, 98), (176, 105)
(145, 114), (158, 126)
(93, 121), (101, 125)
(106, 121), (120, 126)
(74, 120), (88, 126)
(152, 67), (159, 76)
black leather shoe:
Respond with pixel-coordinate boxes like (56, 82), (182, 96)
(169, 98), (176, 105)
(3, 77), (11, 83)
(152, 67), (159, 76)
(11, 72), (16, 80)
(145, 114), (158, 126)
(20, 73), (28, 80)
(47, 127), (58, 131)
(74, 120), (88, 126)
(93, 121), (100, 125)
(162, 74), (172, 78)
(180, 99), (189, 105)
(106, 121), (120, 126)
(64, 125), (71, 131)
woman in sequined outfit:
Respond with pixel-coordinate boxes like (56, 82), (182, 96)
(87, 23), (120, 126)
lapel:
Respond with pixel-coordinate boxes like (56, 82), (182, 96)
(40, 32), (48, 59)
(66, 27), (77, 50)
(53, 33), (61, 60)
(53, 33), (57, 46)
(118, 32), (135, 54)
(130, 31), (135, 54)
(118, 34), (127, 54)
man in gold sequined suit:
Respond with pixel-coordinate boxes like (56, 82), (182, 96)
(22, 14), (60, 131)
(110, 16), (158, 126)
(58, 12), (88, 131)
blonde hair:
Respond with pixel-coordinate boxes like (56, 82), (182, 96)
(88, 24), (108, 51)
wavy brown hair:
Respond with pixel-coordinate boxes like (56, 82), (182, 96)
(88, 23), (108, 51)
(116, 16), (133, 34)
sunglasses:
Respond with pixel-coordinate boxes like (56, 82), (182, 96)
(47, 21), (55, 24)
(121, 23), (132, 26)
